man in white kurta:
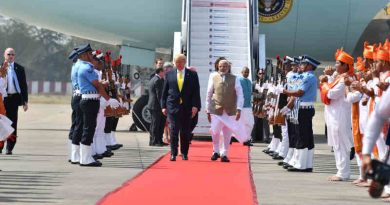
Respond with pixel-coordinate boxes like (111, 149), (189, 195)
(206, 60), (245, 162)
(326, 74), (354, 180)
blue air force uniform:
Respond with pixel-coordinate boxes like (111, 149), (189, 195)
(69, 44), (102, 167)
(287, 55), (320, 172)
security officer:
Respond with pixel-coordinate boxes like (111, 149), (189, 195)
(76, 44), (119, 167)
(283, 55), (320, 172)
(68, 47), (82, 164)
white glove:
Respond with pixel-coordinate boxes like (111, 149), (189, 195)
(108, 98), (120, 109)
(280, 106), (291, 115)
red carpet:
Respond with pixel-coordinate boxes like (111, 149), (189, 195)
(98, 142), (258, 205)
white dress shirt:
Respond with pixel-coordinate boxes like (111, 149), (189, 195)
(7, 62), (17, 94)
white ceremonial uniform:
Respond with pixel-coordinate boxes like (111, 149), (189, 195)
(326, 78), (354, 179)
(274, 83), (289, 158)
(206, 72), (245, 157)
(91, 70), (108, 156)
(266, 84), (281, 152)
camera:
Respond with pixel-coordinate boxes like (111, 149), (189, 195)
(366, 159), (390, 198)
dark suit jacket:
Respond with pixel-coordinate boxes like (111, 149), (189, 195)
(3, 62), (28, 106)
(147, 74), (164, 111)
(161, 68), (201, 114)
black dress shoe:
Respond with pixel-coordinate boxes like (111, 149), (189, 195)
(182, 155), (188, 160)
(211, 152), (220, 161)
(70, 161), (80, 165)
(287, 167), (313, 172)
(268, 151), (276, 157)
(5, 151), (12, 155)
(277, 161), (284, 166)
(110, 144), (121, 150)
(80, 161), (102, 167)
(221, 156), (230, 162)
(265, 150), (274, 155)
(272, 155), (284, 160)
(93, 154), (103, 160)
(102, 151), (114, 157)
(262, 148), (270, 153)
(243, 141), (253, 146)
(283, 163), (292, 169)
(170, 155), (176, 161)
(350, 147), (355, 160)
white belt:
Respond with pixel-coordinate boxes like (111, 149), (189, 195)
(299, 102), (314, 106)
(299, 102), (314, 109)
(82, 94), (100, 100)
(73, 90), (81, 96)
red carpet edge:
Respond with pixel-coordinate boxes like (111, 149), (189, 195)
(96, 151), (170, 205)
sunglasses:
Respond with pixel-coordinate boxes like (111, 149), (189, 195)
(7, 53), (15, 56)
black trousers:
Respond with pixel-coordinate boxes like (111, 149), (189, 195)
(296, 108), (315, 150)
(4, 94), (21, 152)
(168, 106), (191, 156)
(71, 96), (83, 145)
(69, 95), (81, 140)
(104, 117), (119, 133)
(251, 116), (264, 142)
(287, 120), (298, 149)
(273, 125), (282, 140)
(79, 99), (100, 146)
(149, 109), (166, 145)
(263, 119), (270, 140)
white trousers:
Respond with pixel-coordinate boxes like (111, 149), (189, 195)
(92, 108), (107, 155)
(355, 153), (363, 180)
(278, 123), (289, 158)
(210, 112), (244, 156)
(239, 108), (254, 141)
(284, 148), (294, 164)
(333, 145), (350, 179)
(290, 148), (314, 169)
(268, 137), (280, 152)
(377, 133), (388, 160)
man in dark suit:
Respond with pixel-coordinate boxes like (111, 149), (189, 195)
(161, 54), (201, 161)
(2, 48), (28, 155)
(147, 67), (166, 146)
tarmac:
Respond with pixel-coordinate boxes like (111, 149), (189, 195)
(0, 103), (386, 205)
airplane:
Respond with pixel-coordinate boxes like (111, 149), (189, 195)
(0, 0), (388, 64)
(0, 0), (388, 132)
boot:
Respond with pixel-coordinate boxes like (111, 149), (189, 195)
(71, 144), (80, 164)
(80, 144), (102, 167)
(67, 139), (72, 162)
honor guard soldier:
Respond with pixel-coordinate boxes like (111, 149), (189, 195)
(283, 55), (320, 172)
(76, 44), (119, 167)
(68, 47), (81, 163)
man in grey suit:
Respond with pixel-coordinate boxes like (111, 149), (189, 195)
(147, 68), (166, 146)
